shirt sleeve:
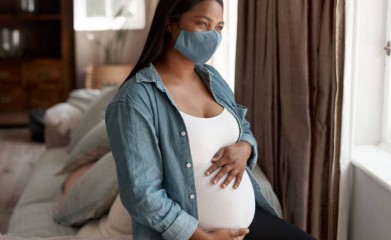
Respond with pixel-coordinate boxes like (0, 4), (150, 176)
(105, 99), (198, 240)
(236, 103), (258, 169)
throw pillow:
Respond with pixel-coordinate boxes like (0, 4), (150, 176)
(67, 88), (101, 112)
(53, 152), (118, 226)
(67, 86), (118, 152)
(62, 162), (95, 196)
(44, 103), (83, 148)
(77, 194), (132, 237)
(58, 120), (110, 174)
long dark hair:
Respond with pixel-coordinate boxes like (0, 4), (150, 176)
(123, 0), (224, 83)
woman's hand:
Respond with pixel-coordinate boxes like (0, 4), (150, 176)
(190, 227), (249, 240)
(207, 228), (249, 240)
(205, 141), (252, 189)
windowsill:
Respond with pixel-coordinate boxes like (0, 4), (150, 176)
(352, 145), (391, 192)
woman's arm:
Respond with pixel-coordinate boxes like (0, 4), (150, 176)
(105, 99), (198, 240)
(235, 103), (259, 169)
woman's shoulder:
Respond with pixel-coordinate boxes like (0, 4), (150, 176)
(110, 65), (158, 106)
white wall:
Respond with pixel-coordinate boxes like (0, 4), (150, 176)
(349, 166), (391, 240)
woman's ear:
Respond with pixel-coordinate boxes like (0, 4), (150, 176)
(166, 20), (174, 33)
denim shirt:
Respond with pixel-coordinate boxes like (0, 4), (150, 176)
(105, 63), (278, 240)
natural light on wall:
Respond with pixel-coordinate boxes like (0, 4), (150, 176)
(208, 0), (238, 91)
(74, 0), (146, 31)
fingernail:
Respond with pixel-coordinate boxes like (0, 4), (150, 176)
(222, 184), (226, 188)
(206, 172), (210, 176)
(234, 185), (238, 189)
(213, 180), (217, 184)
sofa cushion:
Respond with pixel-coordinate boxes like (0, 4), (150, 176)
(44, 103), (83, 148)
(7, 202), (78, 237)
(16, 148), (68, 207)
(1, 235), (131, 240)
(67, 86), (118, 152)
(58, 120), (110, 174)
(77, 194), (132, 237)
(54, 152), (118, 226)
(252, 164), (283, 217)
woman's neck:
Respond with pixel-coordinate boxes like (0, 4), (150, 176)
(155, 46), (197, 84)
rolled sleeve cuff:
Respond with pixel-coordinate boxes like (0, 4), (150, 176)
(240, 135), (258, 169)
(162, 210), (199, 240)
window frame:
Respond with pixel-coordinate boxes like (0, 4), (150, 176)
(74, 0), (146, 31)
(381, 0), (391, 152)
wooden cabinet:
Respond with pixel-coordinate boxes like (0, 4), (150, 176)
(0, 0), (74, 126)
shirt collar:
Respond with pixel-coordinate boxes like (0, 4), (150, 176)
(135, 63), (215, 92)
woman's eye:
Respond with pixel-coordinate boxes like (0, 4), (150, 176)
(216, 26), (224, 31)
(197, 21), (208, 27)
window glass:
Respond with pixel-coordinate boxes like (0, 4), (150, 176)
(208, 0), (238, 91)
(86, 0), (105, 17)
(381, 0), (391, 151)
(74, 0), (145, 31)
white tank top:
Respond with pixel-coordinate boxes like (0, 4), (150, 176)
(180, 108), (256, 231)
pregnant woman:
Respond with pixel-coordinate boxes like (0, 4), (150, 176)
(106, 0), (315, 239)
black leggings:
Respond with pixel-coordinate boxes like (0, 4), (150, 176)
(245, 209), (316, 240)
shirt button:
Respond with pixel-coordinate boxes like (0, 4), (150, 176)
(186, 163), (192, 168)
(181, 131), (187, 137)
(189, 194), (195, 199)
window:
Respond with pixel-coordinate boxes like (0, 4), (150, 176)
(74, 0), (146, 31)
(208, 0), (238, 91)
(382, 0), (391, 151)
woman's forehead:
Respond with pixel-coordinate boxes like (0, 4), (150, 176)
(182, 0), (224, 21)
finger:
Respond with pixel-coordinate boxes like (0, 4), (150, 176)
(231, 228), (249, 237)
(205, 163), (219, 176)
(206, 156), (228, 176)
(211, 166), (231, 185)
(233, 171), (244, 189)
(211, 148), (225, 162)
(221, 171), (237, 188)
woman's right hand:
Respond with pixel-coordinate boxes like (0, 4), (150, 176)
(190, 227), (250, 240)
(207, 228), (250, 240)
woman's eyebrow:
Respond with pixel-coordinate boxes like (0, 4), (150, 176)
(193, 15), (225, 25)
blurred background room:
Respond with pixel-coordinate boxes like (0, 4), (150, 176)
(0, 0), (391, 240)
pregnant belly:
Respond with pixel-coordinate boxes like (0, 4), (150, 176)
(194, 165), (256, 231)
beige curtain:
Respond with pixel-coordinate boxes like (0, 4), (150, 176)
(235, 1), (344, 239)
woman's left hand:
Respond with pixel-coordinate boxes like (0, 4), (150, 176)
(205, 141), (252, 189)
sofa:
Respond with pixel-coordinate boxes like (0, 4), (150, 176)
(5, 86), (283, 239)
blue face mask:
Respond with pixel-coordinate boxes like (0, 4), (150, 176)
(174, 29), (222, 64)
